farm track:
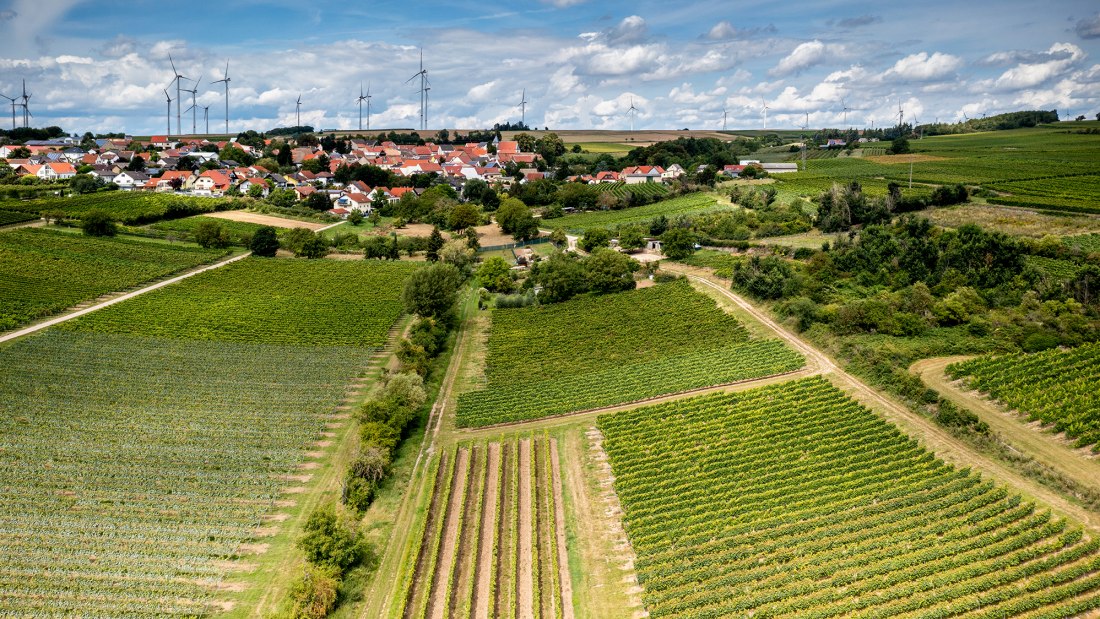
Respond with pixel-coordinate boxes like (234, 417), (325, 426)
(0, 250), (251, 345)
(913, 356), (1100, 502)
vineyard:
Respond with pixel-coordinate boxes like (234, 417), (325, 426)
(0, 192), (224, 224)
(0, 228), (228, 331)
(0, 209), (37, 226)
(1064, 233), (1100, 254)
(1026, 255), (1082, 284)
(547, 193), (720, 232)
(60, 258), (419, 347)
(0, 330), (376, 617)
(146, 215), (269, 244)
(455, 281), (803, 426)
(948, 343), (1100, 450)
(591, 181), (670, 199)
(597, 376), (1100, 618)
(392, 436), (571, 619)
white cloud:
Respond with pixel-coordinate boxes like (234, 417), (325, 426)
(704, 21), (777, 41)
(771, 40), (846, 76)
(608, 15), (647, 45)
(885, 52), (962, 81)
(466, 80), (499, 103)
(540, 0), (587, 6)
(1076, 13), (1100, 39)
(993, 42), (1085, 90)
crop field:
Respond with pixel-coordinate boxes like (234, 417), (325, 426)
(0, 192), (224, 224)
(0, 228), (228, 331)
(773, 126), (1100, 213)
(597, 376), (1100, 618)
(591, 182), (670, 199)
(1026, 255), (1082, 283)
(1065, 233), (1100, 253)
(393, 436), (570, 619)
(0, 331), (376, 617)
(455, 281), (803, 426)
(60, 258), (419, 346)
(146, 214), (269, 244)
(546, 193), (721, 232)
(0, 209), (37, 226)
(948, 343), (1100, 450)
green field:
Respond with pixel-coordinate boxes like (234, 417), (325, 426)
(0, 331), (374, 617)
(145, 215), (269, 244)
(948, 343), (1100, 450)
(1064, 233), (1100, 253)
(592, 182), (670, 199)
(0, 210), (37, 226)
(771, 125), (1100, 213)
(0, 192), (225, 224)
(61, 258), (419, 346)
(455, 281), (803, 426)
(597, 376), (1100, 618)
(545, 193), (721, 232)
(0, 228), (229, 331)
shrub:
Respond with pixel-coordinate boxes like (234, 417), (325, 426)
(250, 226), (280, 257)
(193, 220), (230, 249)
(286, 565), (340, 619)
(297, 506), (366, 574)
(81, 210), (117, 237)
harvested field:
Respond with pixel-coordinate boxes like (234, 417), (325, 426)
(864, 154), (950, 164)
(204, 210), (328, 230)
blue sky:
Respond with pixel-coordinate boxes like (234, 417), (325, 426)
(0, 0), (1098, 135)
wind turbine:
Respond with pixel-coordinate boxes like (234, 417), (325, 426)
(722, 109), (728, 131)
(518, 88), (529, 127)
(405, 48), (429, 131)
(356, 83), (370, 131)
(169, 54), (188, 136)
(20, 79), (31, 128)
(164, 89), (173, 137)
(182, 81), (199, 135)
(761, 98), (770, 131)
(212, 61), (231, 135)
(296, 94), (302, 128)
(202, 105), (210, 134)
(896, 99), (904, 129)
(841, 98), (863, 127)
(0, 94), (15, 130)
(627, 97), (639, 132)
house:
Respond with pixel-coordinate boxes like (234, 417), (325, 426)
(0, 144), (24, 158)
(663, 164), (686, 180)
(193, 170), (233, 195)
(238, 177), (270, 197)
(150, 170), (196, 192)
(722, 164), (746, 178)
(327, 207), (350, 219)
(113, 171), (150, 189)
(621, 165), (666, 184)
(335, 192), (372, 212)
(294, 185), (317, 201)
(37, 162), (78, 180)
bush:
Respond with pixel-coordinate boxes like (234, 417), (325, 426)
(81, 210), (117, 237)
(297, 506), (367, 573)
(250, 226), (280, 257)
(193, 220), (230, 249)
(286, 565), (340, 619)
(477, 256), (515, 293)
(935, 399), (989, 434)
(403, 262), (463, 320)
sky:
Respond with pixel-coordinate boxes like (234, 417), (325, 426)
(0, 0), (1098, 136)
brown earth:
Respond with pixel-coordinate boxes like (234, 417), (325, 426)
(474, 442), (503, 619)
(550, 440), (577, 619)
(517, 438), (535, 619)
(426, 448), (471, 619)
(204, 210), (327, 230)
(864, 154), (949, 164)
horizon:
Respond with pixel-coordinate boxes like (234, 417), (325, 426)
(0, 0), (1098, 135)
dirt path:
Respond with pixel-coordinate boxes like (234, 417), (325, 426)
(426, 447), (470, 619)
(449, 445), (485, 617)
(517, 438), (535, 619)
(549, 440), (576, 619)
(473, 442), (502, 619)
(665, 267), (1100, 534)
(0, 250), (250, 345)
(913, 356), (1100, 499)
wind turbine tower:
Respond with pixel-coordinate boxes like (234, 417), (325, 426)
(202, 105), (210, 134)
(356, 83), (369, 131)
(519, 88), (529, 127)
(723, 109), (728, 131)
(405, 48), (429, 131)
(20, 79), (31, 128)
(296, 94), (302, 129)
(212, 61), (231, 135)
(762, 98), (770, 131)
(183, 82), (199, 135)
(164, 89), (173, 137)
(627, 97), (639, 132)
(169, 54), (188, 136)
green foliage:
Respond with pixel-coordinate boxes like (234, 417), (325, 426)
(192, 219), (230, 248)
(659, 227), (696, 260)
(61, 259), (418, 346)
(456, 281), (803, 425)
(528, 250), (589, 304)
(949, 343), (1100, 449)
(579, 227), (611, 252)
(888, 135), (911, 154)
(426, 226), (444, 262)
(80, 209), (118, 237)
(0, 192), (223, 225)
(551, 193), (718, 233)
(297, 506), (368, 573)
(732, 255), (800, 300)
(0, 228), (226, 331)
(297, 233), (330, 259)
(403, 262), (463, 320)
(286, 565), (341, 619)
(250, 225), (281, 257)
(584, 248), (639, 294)
(477, 256), (515, 293)
(597, 376), (1100, 618)
(151, 215), (266, 246)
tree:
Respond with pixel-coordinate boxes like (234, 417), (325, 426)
(530, 251), (588, 303)
(514, 133), (537, 153)
(403, 263), (463, 320)
(464, 227), (480, 251)
(477, 256), (515, 293)
(618, 225), (645, 251)
(297, 234), (330, 259)
(660, 227), (696, 260)
(300, 158), (324, 173)
(348, 210), (364, 226)
(193, 220), (230, 248)
(287, 565), (340, 619)
(888, 136), (911, 155)
(448, 202), (480, 231)
(296, 506), (366, 573)
(584, 248), (640, 294)
(247, 184), (265, 198)
(219, 145), (254, 165)
(304, 191), (332, 212)
(125, 155), (145, 171)
(579, 228), (611, 252)
(81, 211), (117, 237)
(550, 227), (568, 248)
(70, 174), (104, 194)
(510, 210), (539, 242)
(282, 227), (316, 255)
(426, 226), (444, 262)
(495, 197), (530, 234)
(439, 238), (476, 271)
(250, 226), (280, 257)
(363, 235), (389, 259)
(535, 132), (566, 165)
